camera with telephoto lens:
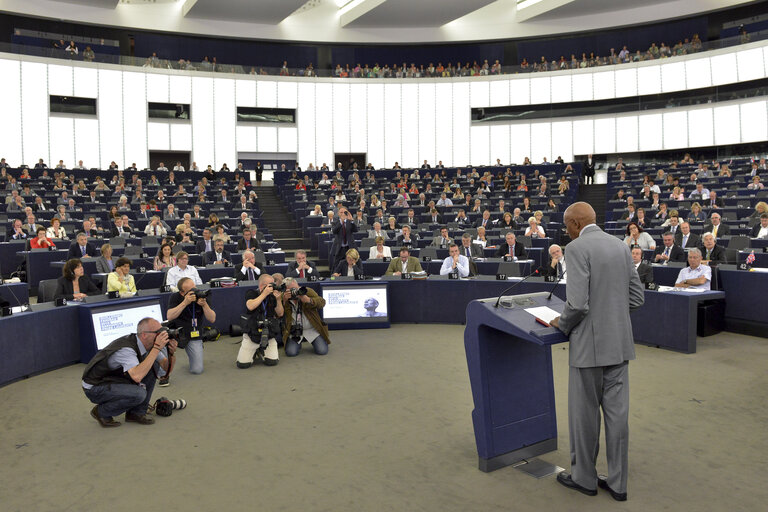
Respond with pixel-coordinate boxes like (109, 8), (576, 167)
(290, 323), (303, 342)
(154, 397), (187, 417)
(270, 283), (287, 292)
(190, 288), (210, 300)
(160, 321), (183, 339)
(290, 286), (308, 298)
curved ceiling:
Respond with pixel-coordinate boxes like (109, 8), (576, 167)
(0, 0), (759, 43)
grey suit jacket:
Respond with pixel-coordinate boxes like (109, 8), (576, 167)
(94, 256), (114, 274)
(557, 225), (644, 368)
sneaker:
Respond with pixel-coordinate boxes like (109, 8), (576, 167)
(158, 376), (170, 387)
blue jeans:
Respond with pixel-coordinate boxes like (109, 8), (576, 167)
(185, 339), (204, 374)
(83, 371), (156, 418)
(285, 335), (329, 357)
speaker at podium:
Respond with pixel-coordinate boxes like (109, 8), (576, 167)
(464, 291), (569, 472)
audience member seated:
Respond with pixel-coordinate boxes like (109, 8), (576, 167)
(687, 202), (706, 223)
(631, 247), (654, 285)
(495, 232), (527, 260)
(439, 244), (470, 277)
(236, 228), (259, 251)
(280, 277), (330, 357)
(431, 227), (453, 248)
(68, 232), (97, 259)
(202, 239), (231, 266)
(653, 232), (686, 263)
(702, 212), (730, 239)
(384, 247), (423, 276)
(144, 216), (167, 237)
(195, 228), (215, 255)
(396, 225), (418, 247)
(369, 236), (392, 259)
(748, 201), (768, 220)
(10, 219), (28, 239)
(332, 248), (363, 277)
(95, 243), (115, 274)
(624, 222), (656, 250)
(235, 250), (264, 281)
(699, 232), (727, 264)
(286, 250), (318, 279)
(47, 218), (68, 239)
(675, 221), (699, 249)
(54, 258), (101, 301)
(474, 210), (493, 229)
(674, 248), (711, 290)
(525, 216), (546, 238)
(368, 222), (389, 240)
(110, 216), (132, 237)
(544, 244), (566, 278)
(107, 257), (137, 297)
(166, 251), (203, 290)
(29, 227), (56, 249)
(153, 243), (177, 271)
(750, 213), (768, 238)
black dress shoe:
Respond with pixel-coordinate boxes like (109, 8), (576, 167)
(598, 476), (627, 501)
(125, 413), (155, 425)
(91, 406), (121, 428)
(556, 472), (597, 496)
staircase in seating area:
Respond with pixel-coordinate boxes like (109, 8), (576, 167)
(577, 184), (608, 228)
(254, 185), (307, 267)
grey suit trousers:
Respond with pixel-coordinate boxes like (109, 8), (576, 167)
(569, 361), (630, 493)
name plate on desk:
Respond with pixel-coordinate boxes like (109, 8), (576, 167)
(354, 274), (365, 280)
(382, 257), (392, 262)
(737, 263), (751, 271)
(544, 275), (557, 283)
(307, 274), (318, 282)
(496, 273), (507, 280)
(422, 256), (432, 262)
(267, 259), (275, 265)
(502, 255), (515, 262)
(401, 273), (412, 280)
(448, 272), (459, 280)
(645, 281), (658, 290)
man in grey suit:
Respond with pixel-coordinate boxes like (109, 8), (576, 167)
(551, 202), (644, 502)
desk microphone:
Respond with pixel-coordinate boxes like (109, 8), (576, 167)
(546, 269), (566, 300)
(493, 267), (542, 308)
(0, 280), (30, 314)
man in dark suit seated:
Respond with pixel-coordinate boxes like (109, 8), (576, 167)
(702, 190), (724, 208)
(396, 225), (419, 247)
(423, 208), (442, 225)
(699, 232), (727, 264)
(68, 232), (97, 259)
(653, 232), (687, 263)
(702, 212), (730, 239)
(109, 217), (132, 237)
(431, 227), (453, 248)
(631, 247), (654, 285)
(474, 210), (494, 229)
(236, 228), (260, 252)
(195, 228), (215, 255)
(749, 213), (768, 238)
(286, 250), (318, 279)
(234, 250), (264, 281)
(674, 222), (700, 249)
(495, 232), (528, 259)
(202, 239), (231, 266)
(543, 243), (566, 278)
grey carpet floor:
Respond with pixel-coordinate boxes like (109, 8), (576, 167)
(1, 324), (766, 512)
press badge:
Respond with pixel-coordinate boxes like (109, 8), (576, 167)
(190, 318), (200, 338)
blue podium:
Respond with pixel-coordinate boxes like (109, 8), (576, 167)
(464, 292), (569, 472)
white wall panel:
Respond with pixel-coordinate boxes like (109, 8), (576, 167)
(191, 76), (214, 167)
(349, 84), (367, 152)
(257, 126), (278, 153)
(614, 68), (637, 98)
(257, 80), (277, 108)
(663, 111), (688, 149)
(146, 73), (169, 103)
(297, 82), (316, 166)
(434, 83), (453, 166)
(170, 123), (192, 151)
(571, 73), (593, 102)
(509, 123), (530, 164)
(213, 79), (236, 168)
(0, 59), (23, 165)
(169, 75), (192, 104)
(592, 71), (615, 100)
(452, 82), (470, 166)
(572, 119), (594, 155)
(687, 107), (714, 148)
(711, 54), (738, 86)
(593, 118), (616, 154)
(97, 69), (123, 168)
(73, 67), (98, 98)
(49, 117), (74, 167)
(551, 121), (573, 162)
(277, 81), (297, 109)
(366, 84), (384, 168)
(21, 62), (49, 165)
(530, 76), (550, 104)
(315, 83), (333, 168)
(685, 58), (712, 89)
(332, 83), (350, 154)
(550, 74), (571, 103)
(48, 65), (73, 96)
(401, 84), (419, 167)
(489, 80), (510, 107)
(714, 104), (741, 145)
(278, 126), (297, 153)
(236, 125), (257, 152)
(418, 83), (436, 165)
(74, 118), (99, 168)
(147, 122), (170, 150)
(739, 100), (767, 143)
(490, 124), (510, 166)
(638, 113), (663, 150)
(123, 72), (148, 169)
(661, 61), (686, 93)
(530, 123), (552, 163)
(470, 125), (490, 166)
(235, 79), (256, 107)
(736, 48), (765, 82)
(383, 84), (401, 167)
(637, 65), (661, 95)
(508, 78), (530, 105)
(469, 81), (489, 108)
(616, 116), (639, 153)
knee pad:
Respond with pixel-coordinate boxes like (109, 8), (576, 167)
(263, 358), (279, 366)
(264, 339), (279, 365)
(236, 361), (252, 369)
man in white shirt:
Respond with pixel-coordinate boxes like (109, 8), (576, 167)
(440, 244), (470, 277)
(750, 213), (768, 239)
(165, 252), (203, 290)
(436, 193), (453, 207)
(674, 248), (711, 290)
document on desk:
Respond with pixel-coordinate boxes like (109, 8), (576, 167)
(657, 285), (706, 293)
(524, 306), (560, 326)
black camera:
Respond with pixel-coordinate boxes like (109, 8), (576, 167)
(160, 321), (183, 339)
(190, 288), (210, 300)
(290, 286), (308, 298)
(289, 323), (303, 342)
(271, 283), (287, 292)
(154, 397), (187, 417)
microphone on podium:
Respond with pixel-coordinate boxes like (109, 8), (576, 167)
(493, 267), (543, 308)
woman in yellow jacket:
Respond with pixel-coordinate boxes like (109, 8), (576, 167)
(107, 257), (137, 297)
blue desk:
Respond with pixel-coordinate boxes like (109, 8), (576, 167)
(718, 267), (768, 336)
(0, 282), (29, 306)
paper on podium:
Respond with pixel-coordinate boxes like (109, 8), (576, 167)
(524, 306), (560, 326)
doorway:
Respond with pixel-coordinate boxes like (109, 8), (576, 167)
(149, 151), (190, 171)
(334, 153), (367, 171)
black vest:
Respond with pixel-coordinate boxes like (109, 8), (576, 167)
(82, 334), (143, 386)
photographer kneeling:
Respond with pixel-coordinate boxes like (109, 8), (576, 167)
(164, 277), (217, 382)
(281, 277), (331, 357)
(82, 318), (177, 427)
(237, 274), (284, 368)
